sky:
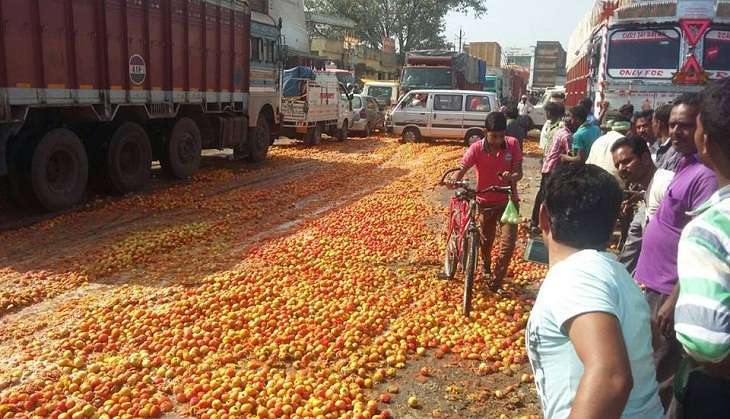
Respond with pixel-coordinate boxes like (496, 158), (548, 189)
(444, 0), (597, 51)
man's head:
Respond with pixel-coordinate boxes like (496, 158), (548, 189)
(611, 135), (653, 185)
(670, 93), (701, 156)
(579, 97), (593, 112)
(619, 104), (635, 120)
(697, 79), (730, 180)
(635, 110), (655, 144)
(550, 92), (565, 103)
(544, 102), (565, 122)
(505, 105), (519, 119)
(539, 164), (623, 251)
(484, 111), (507, 148)
(564, 106), (588, 132)
(652, 104), (672, 140)
(521, 95), (528, 103)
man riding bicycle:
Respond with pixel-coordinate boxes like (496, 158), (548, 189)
(450, 112), (523, 292)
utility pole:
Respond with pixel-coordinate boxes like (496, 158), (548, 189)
(458, 27), (463, 52)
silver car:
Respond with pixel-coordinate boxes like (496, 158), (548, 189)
(350, 94), (385, 137)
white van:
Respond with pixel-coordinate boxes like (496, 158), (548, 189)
(531, 86), (565, 127)
(361, 80), (399, 109)
(390, 90), (498, 145)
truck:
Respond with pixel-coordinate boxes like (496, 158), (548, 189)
(0, 0), (281, 212)
(279, 67), (351, 145)
(400, 50), (486, 96)
(528, 41), (567, 92)
(483, 67), (504, 98)
(565, 0), (730, 113)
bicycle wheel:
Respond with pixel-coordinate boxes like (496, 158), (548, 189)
(443, 230), (459, 279)
(463, 229), (480, 317)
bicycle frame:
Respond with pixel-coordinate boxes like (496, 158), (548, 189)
(446, 192), (480, 271)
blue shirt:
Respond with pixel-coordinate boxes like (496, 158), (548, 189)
(527, 250), (663, 419)
(572, 122), (602, 156)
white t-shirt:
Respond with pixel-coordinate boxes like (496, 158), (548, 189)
(526, 250), (663, 419)
(585, 130), (624, 179)
(518, 101), (533, 116)
(645, 168), (674, 222)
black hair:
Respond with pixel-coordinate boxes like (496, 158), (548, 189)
(673, 92), (701, 109)
(544, 164), (623, 250)
(544, 102), (565, 120)
(619, 104), (635, 116)
(699, 78), (730, 161)
(610, 134), (650, 156)
(579, 97), (593, 110)
(551, 92), (566, 99)
(505, 105), (519, 119)
(569, 105), (589, 123)
(485, 111), (507, 132)
(654, 104), (672, 127)
(636, 109), (654, 122)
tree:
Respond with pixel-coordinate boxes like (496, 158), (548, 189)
(305, 0), (487, 63)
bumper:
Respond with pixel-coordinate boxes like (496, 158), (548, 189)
(351, 119), (368, 132)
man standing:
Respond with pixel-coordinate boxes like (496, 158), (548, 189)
(611, 136), (674, 274)
(634, 110), (656, 159)
(539, 102), (563, 155)
(563, 106), (601, 163)
(673, 79), (730, 417)
(530, 103), (572, 234)
(633, 93), (718, 411)
(652, 104), (682, 171)
(527, 164), (663, 419)
(518, 95), (533, 117)
(505, 105), (527, 148)
(453, 112), (523, 292)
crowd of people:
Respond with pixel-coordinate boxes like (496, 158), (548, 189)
(453, 78), (730, 418)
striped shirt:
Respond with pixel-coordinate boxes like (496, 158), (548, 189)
(675, 184), (730, 363)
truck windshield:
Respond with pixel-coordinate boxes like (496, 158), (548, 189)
(367, 86), (393, 103)
(704, 30), (730, 78)
(401, 68), (453, 89)
(607, 29), (680, 79)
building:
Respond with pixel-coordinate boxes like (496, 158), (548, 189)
(309, 38), (398, 81)
(505, 47), (534, 69)
(465, 42), (502, 67)
(252, 0), (325, 67)
(529, 41), (567, 91)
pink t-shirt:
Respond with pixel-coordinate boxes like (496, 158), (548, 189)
(461, 137), (523, 205)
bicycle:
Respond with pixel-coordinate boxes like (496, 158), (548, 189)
(440, 168), (512, 317)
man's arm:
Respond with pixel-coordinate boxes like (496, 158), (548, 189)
(566, 312), (633, 419)
(561, 149), (585, 163)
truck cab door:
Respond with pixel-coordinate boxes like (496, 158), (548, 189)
(430, 94), (465, 139)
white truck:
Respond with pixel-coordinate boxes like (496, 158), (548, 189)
(279, 70), (352, 145)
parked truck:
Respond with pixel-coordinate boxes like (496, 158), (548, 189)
(400, 50), (485, 96)
(0, 0), (280, 212)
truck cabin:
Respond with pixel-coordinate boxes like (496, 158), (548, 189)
(400, 66), (454, 96)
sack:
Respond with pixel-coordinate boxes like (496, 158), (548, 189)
(500, 199), (520, 225)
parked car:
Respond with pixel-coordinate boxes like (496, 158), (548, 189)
(530, 86), (565, 127)
(390, 90), (498, 144)
(350, 95), (385, 137)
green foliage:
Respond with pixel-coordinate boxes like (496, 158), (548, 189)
(305, 0), (487, 62)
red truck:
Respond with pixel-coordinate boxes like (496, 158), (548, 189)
(400, 50), (486, 97)
(0, 0), (277, 211)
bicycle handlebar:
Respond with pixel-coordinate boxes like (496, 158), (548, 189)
(440, 168), (512, 195)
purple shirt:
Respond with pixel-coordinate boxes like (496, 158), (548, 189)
(634, 154), (717, 295)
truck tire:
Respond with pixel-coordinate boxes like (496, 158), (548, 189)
(30, 128), (88, 212)
(337, 120), (348, 142)
(161, 117), (201, 179)
(106, 122), (152, 193)
(247, 114), (270, 163)
(305, 124), (322, 146)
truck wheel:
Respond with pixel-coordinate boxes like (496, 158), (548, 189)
(400, 127), (420, 143)
(162, 118), (202, 179)
(247, 115), (270, 163)
(337, 120), (348, 142)
(106, 122), (152, 193)
(30, 128), (88, 211)
(306, 124), (322, 146)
